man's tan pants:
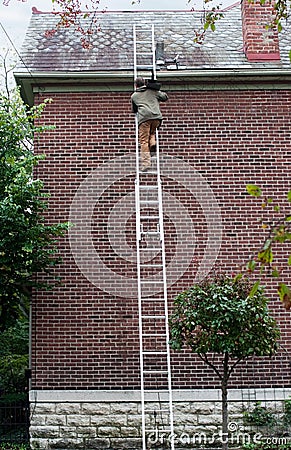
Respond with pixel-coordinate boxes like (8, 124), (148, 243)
(138, 119), (160, 170)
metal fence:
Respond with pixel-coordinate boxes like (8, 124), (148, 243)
(0, 397), (30, 445)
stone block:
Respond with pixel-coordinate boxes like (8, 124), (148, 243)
(46, 414), (66, 425)
(30, 438), (49, 449)
(198, 413), (221, 425)
(67, 414), (90, 426)
(30, 425), (59, 438)
(30, 414), (46, 426)
(110, 402), (138, 414)
(110, 437), (142, 449)
(56, 402), (81, 414)
(60, 426), (77, 438)
(76, 426), (97, 437)
(91, 414), (126, 426)
(33, 403), (56, 414)
(127, 414), (142, 427)
(180, 425), (218, 435)
(48, 438), (84, 449)
(213, 401), (223, 412)
(97, 426), (120, 437)
(192, 402), (215, 414)
(120, 426), (139, 437)
(174, 413), (198, 426)
(174, 402), (191, 413)
(228, 402), (243, 413)
(81, 402), (111, 415)
(83, 438), (111, 448)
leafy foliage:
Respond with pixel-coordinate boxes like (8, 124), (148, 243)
(283, 397), (291, 425)
(0, 90), (69, 330)
(170, 275), (279, 449)
(170, 275), (280, 361)
(0, 319), (29, 397)
(45, 0), (102, 49)
(0, 445), (30, 450)
(244, 401), (276, 427)
(245, 185), (291, 309)
(191, 0), (290, 48)
(243, 443), (291, 450)
(192, 0), (224, 44)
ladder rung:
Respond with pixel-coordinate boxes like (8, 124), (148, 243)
(141, 315), (166, 319)
(134, 26), (152, 30)
(142, 333), (167, 337)
(141, 231), (160, 236)
(136, 65), (154, 70)
(145, 409), (170, 413)
(140, 280), (164, 284)
(136, 52), (153, 56)
(139, 185), (158, 190)
(140, 216), (159, 220)
(143, 351), (167, 355)
(145, 428), (172, 433)
(140, 264), (163, 268)
(141, 297), (165, 300)
(140, 200), (159, 204)
(143, 370), (168, 374)
(139, 247), (161, 251)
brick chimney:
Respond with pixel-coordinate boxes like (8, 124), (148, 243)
(241, 0), (280, 62)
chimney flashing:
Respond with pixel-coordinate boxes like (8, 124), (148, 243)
(246, 52), (281, 61)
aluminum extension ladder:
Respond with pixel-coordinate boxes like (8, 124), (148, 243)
(133, 24), (175, 450)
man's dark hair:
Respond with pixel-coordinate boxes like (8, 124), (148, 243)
(135, 77), (145, 88)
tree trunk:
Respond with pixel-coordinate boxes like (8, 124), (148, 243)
(221, 352), (229, 450)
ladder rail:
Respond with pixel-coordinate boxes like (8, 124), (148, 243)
(151, 24), (156, 80)
(133, 24), (138, 86)
(133, 23), (175, 450)
(134, 26), (145, 440)
(134, 23), (146, 449)
(156, 130), (175, 449)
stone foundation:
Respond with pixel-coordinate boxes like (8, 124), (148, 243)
(29, 389), (291, 449)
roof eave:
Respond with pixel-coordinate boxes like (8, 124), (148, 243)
(14, 68), (291, 106)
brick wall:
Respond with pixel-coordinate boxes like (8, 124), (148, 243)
(32, 87), (291, 391)
(241, 0), (280, 61)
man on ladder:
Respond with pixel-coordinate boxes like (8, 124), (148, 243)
(131, 75), (168, 172)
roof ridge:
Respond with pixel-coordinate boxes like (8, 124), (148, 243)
(31, 3), (241, 15)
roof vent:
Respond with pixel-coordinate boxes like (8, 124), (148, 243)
(156, 42), (165, 65)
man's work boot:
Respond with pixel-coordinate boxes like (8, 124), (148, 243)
(150, 144), (156, 156)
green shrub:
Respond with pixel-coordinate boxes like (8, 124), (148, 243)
(0, 445), (30, 450)
(0, 319), (29, 397)
(243, 402), (276, 427)
(284, 397), (291, 426)
(243, 443), (291, 450)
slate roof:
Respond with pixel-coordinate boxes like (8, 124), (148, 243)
(16, 3), (291, 74)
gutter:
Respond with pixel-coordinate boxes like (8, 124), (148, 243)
(14, 68), (291, 106)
